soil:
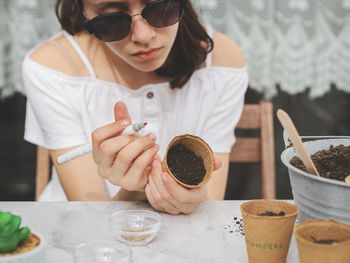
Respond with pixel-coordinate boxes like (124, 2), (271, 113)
(290, 144), (350, 182)
(258, 211), (286, 216)
(121, 227), (152, 243)
(167, 143), (206, 186)
(310, 236), (339, 245)
(225, 217), (244, 236)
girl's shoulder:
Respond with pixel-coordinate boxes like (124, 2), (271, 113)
(211, 31), (245, 69)
(28, 33), (91, 77)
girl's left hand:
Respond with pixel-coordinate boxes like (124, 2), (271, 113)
(145, 158), (222, 215)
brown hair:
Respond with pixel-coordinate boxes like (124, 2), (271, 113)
(55, 0), (213, 89)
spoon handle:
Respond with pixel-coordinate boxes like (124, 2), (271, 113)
(345, 175), (350, 184)
(277, 109), (320, 177)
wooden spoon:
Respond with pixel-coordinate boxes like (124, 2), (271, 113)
(277, 109), (321, 177)
(345, 175), (350, 184)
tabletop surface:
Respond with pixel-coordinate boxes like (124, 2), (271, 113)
(0, 201), (299, 263)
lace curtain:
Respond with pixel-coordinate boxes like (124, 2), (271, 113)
(0, 0), (59, 98)
(1, 0), (350, 99)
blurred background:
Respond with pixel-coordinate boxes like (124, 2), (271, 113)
(1, 0), (350, 201)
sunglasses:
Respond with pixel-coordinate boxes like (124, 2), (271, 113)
(82, 0), (186, 42)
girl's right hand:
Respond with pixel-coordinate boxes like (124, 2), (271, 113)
(91, 102), (159, 192)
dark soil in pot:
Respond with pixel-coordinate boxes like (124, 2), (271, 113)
(167, 143), (206, 186)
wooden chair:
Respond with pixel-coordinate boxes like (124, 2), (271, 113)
(35, 101), (276, 200)
(230, 101), (276, 199)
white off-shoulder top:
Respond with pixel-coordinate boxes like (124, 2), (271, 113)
(22, 30), (249, 201)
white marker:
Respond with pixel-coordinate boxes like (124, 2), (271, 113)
(57, 122), (147, 165)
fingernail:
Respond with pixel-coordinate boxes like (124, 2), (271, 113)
(152, 159), (158, 167)
(120, 119), (130, 127)
(161, 173), (168, 183)
(147, 133), (156, 141)
(153, 144), (159, 150)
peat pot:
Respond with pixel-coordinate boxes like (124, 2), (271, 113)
(281, 137), (350, 225)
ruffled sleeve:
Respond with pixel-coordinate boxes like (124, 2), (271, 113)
(22, 57), (88, 150)
(200, 67), (249, 153)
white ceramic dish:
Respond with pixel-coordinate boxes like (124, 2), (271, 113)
(0, 230), (45, 263)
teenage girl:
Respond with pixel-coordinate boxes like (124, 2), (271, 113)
(23, 0), (248, 214)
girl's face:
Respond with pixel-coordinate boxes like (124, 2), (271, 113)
(83, 0), (179, 72)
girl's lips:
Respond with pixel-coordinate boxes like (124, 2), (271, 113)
(132, 48), (162, 61)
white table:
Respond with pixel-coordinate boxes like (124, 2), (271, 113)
(0, 201), (299, 263)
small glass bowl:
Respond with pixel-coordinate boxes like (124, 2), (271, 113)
(109, 210), (161, 246)
(74, 240), (132, 263)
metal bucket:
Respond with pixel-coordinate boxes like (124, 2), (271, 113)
(280, 135), (350, 225)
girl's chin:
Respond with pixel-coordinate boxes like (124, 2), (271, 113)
(131, 59), (167, 72)
(135, 65), (162, 72)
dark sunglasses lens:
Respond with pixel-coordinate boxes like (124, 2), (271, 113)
(144, 0), (182, 28)
(91, 14), (131, 42)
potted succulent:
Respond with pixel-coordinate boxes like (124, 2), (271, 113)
(0, 211), (45, 263)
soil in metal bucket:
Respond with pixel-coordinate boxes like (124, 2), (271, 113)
(290, 144), (350, 182)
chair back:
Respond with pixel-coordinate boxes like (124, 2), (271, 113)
(230, 101), (276, 199)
